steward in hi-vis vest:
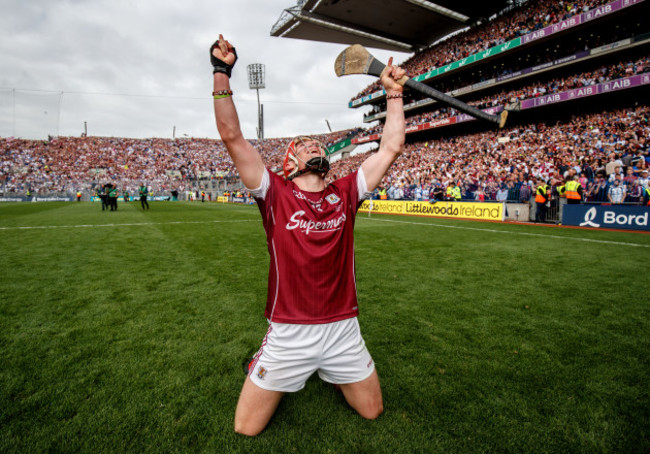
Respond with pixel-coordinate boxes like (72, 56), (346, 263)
(452, 185), (461, 200)
(447, 182), (461, 201)
(535, 178), (550, 223)
(564, 176), (582, 204)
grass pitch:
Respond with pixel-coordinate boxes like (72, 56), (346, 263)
(1, 201), (649, 453)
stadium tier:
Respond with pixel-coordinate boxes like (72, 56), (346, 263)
(350, 0), (647, 103)
(2, 105), (648, 206)
(0, 131), (355, 196)
(1, 0), (648, 217)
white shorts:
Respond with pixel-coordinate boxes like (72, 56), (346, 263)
(248, 317), (375, 392)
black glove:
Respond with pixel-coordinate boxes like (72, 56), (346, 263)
(210, 40), (238, 78)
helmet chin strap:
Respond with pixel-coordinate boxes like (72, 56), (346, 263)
(288, 156), (330, 180)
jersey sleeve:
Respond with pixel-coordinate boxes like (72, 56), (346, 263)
(246, 168), (271, 200)
(357, 168), (373, 202)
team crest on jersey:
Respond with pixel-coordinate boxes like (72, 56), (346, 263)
(257, 367), (267, 380)
(325, 194), (341, 205)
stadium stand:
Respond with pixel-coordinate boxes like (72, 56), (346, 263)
(0, 131), (353, 197)
(1, 0), (649, 221)
(329, 105), (649, 203)
(358, 54), (650, 136)
(349, 0), (636, 101)
(332, 0), (650, 218)
(2, 103), (647, 206)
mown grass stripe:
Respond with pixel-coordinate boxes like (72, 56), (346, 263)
(0, 219), (258, 231)
(360, 216), (650, 248)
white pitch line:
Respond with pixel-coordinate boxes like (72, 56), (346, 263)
(0, 219), (258, 231)
(360, 217), (650, 248)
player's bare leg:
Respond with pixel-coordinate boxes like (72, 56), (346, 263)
(339, 370), (383, 419)
(234, 377), (284, 436)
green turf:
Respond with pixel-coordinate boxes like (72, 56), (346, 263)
(1, 201), (648, 453)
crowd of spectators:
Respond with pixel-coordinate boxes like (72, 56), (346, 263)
(3, 1), (646, 211)
(470, 55), (649, 109)
(0, 136), (233, 195)
(360, 54), (650, 137)
(328, 105), (649, 204)
(2, 104), (648, 206)
(0, 130), (353, 195)
(352, 0), (619, 100)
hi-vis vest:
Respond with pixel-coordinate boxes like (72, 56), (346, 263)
(535, 185), (548, 203)
(447, 186), (461, 200)
(565, 180), (581, 200)
(452, 186), (461, 200)
(379, 189), (387, 200)
(646, 187), (650, 206)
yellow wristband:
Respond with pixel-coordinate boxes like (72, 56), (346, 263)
(213, 94), (231, 99)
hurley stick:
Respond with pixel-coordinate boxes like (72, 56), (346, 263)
(335, 44), (508, 129)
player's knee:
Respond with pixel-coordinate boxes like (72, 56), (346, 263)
(358, 401), (383, 420)
(234, 421), (263, 437)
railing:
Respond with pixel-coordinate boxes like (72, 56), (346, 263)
(270, 3), (304, 35)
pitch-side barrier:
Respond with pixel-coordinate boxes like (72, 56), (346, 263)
(362, 199), (649, 232)
(359, 200), (506, 222)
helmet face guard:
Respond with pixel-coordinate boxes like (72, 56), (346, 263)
(283, 136), (330, 180)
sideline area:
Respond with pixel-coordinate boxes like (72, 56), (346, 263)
(358, 216), (650, 248)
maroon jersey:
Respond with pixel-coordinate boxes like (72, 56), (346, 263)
(251, 168), (368, 324)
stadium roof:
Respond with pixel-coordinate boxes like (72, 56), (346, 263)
(271, 0), (513, 52)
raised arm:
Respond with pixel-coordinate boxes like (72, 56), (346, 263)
(212, 35), (265, 189)
(360, 57), (406, 192)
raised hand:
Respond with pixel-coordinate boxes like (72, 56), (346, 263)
(380, 57), (406, 94)
(210, 34), (238, 77)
